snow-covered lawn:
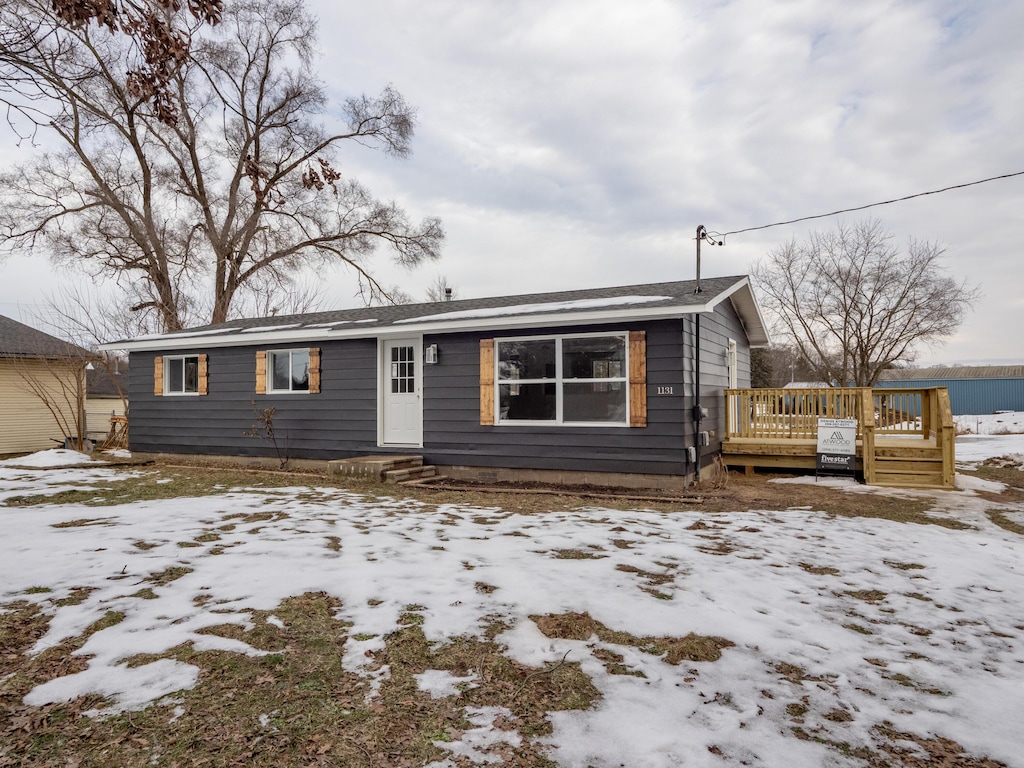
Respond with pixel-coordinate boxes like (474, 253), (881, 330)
(2, 438), (1023, 767)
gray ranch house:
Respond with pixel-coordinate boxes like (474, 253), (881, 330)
(107, 276), (769, 488)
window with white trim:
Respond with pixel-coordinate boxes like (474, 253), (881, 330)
(268, 349), (310, 392)
(165, 355), (200, 395)
(496, 333), (628, 425)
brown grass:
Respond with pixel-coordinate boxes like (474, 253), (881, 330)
(532, 611), (734, 665)
(987, 510), (1024, 535)
(0, 593), (603, 767)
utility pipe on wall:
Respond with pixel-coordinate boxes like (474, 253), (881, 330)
(693, 225), (723, 483)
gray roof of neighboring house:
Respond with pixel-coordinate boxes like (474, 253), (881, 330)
(0, 314), (91, 360)
(86, 367), (127, 398)
(880, 366), (1024, 381)
(105, 275), (770, 352)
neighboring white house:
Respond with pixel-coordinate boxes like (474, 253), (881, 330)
(0, 314), (90, 455)
(85, 365), (128, 444)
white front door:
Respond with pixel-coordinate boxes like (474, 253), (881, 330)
(382, 338), (422, 445)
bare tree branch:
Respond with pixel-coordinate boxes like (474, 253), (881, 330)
(0, 0), (443, 333)
(752, 219), (980, 387)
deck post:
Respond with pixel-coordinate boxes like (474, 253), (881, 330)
(921, 389), (933, 436)
(860, 388), (876, 484)
(936, 388), (956, 488)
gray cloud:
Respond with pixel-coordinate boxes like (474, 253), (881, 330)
(1, 0), (1020, 363)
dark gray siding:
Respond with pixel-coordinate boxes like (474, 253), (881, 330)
(128, 312), (751, 477)
(129, 340), (379, 459)
(679, 299), (751, 469)
(422, 320), (688, 476)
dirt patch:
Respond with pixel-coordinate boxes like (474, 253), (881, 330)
(533, 611), (734, 665)
(987, 509), (1024, 535)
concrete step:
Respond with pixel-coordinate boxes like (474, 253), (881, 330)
(384, 465), (438, 484)
(328, 455), (423, 481)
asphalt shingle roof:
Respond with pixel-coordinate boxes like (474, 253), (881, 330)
(157, 275), (749, 337)
(0, 315), (91, 359)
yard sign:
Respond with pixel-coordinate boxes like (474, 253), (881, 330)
(815, 417), (857, 478)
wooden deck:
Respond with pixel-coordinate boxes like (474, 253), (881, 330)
(722, 387), (955, 489)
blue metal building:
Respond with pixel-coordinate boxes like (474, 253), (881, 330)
(876, 366), (1024, 415)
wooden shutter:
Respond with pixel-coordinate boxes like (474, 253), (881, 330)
(479, 339), (495, 425)
(629, 331), (647, 427)
(153, 356), (164, 396)
(198, 354), (208, 395)
(309, 348), (321, 394)
(255, 350), (267, 394)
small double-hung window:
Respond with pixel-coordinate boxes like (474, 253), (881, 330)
(154, 354), (208, 396)
(270, 349), (310, 392)
(255, 348), (321, 394)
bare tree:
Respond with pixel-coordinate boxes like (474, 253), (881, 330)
(752, 220), (979, 387)
(425, 274), (459, 303)
(0, 0), (443, 334)
(36, 286), (144, 414)
(2, 1), (222, 131)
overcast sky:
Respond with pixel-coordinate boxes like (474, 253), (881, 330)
(1, 0), (1021, 365)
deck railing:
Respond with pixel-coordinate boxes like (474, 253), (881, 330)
(874, 389), (926, 435)
(725, 387), (871, 440)
(724, 386), (955, 487)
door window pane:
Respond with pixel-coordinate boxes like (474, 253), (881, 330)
(390, 345), (414, 394)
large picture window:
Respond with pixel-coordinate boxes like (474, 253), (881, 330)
(496, 334), (628, 425)
(268, 349), (310, 392)
(166, 355), (200, 395)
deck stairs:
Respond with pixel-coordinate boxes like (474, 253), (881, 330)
(871, 442), (947, 490)
(327, 455), (438, 484)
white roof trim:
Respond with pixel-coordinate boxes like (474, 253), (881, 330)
(99, 277), (771, 352)
(101, 301), (718, 352)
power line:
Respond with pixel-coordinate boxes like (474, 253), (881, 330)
(711, 170), (1024, 239)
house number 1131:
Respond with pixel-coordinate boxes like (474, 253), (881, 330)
(657, 386), (674, 395)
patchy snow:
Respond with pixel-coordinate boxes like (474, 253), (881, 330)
(240, 323), (302, 333)
(304, 320), (352, 328)
(955, 411), (1024, 436)
(0, 449), (102, 468)
(394, 296), (674, 324)
(99, 449), (132, 459)
(416, 669), (478, 699)
(127, 327), (238, 341)
(1, 433), (1023, 766)
(427, 706), (522, 766)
